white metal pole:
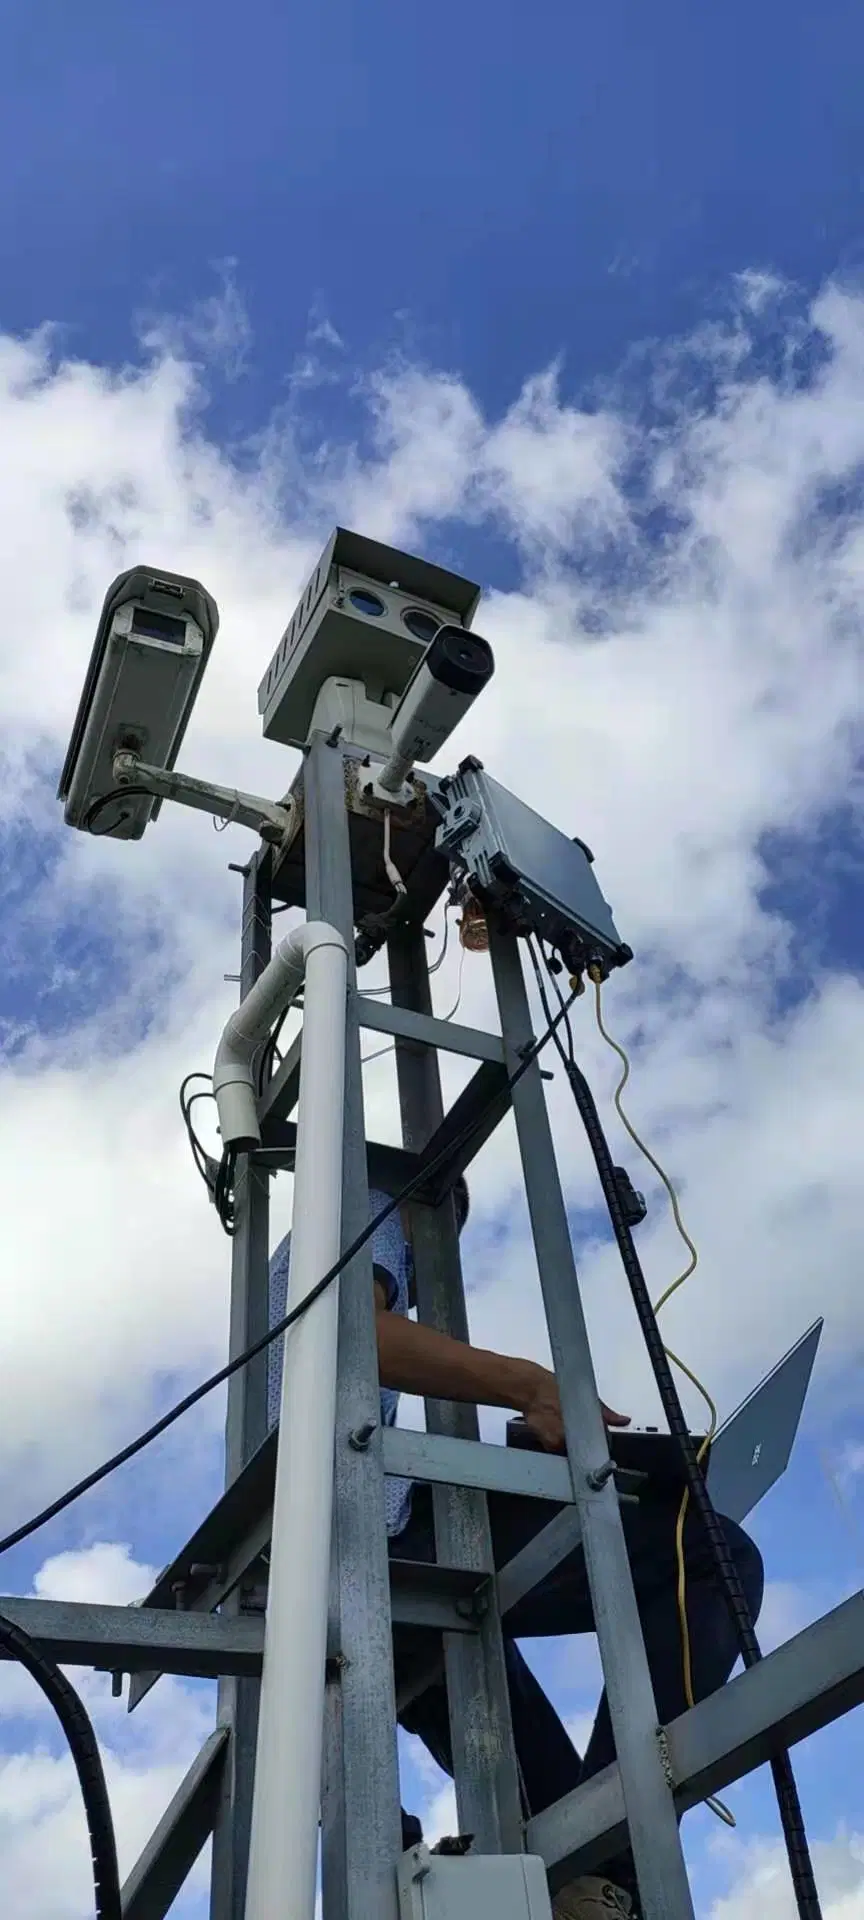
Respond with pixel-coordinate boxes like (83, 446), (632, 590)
(243, 925), (349, 1920)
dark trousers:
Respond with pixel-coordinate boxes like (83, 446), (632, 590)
(390, 1484), (764, 1902)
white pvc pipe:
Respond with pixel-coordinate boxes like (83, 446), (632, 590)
(213, 921), (344, 1151)
(243, 921), (349, 1920)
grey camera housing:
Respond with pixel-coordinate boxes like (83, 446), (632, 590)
(58, 567), (219, 840)
(257, 528), (481, 751)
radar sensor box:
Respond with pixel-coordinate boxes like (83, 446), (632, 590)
(258, 528), (481, 750)
(434, 762), (632, 979)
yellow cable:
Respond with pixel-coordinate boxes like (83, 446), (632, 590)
(589, 979), (699, 1315)
(588, 972), (734, 1828)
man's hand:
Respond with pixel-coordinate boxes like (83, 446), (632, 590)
(519, 1363), (630, 1453)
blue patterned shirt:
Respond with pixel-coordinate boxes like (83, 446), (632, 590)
(267, 1188), (414, 1537)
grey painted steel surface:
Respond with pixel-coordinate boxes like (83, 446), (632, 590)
(389, 925), (523, 1855)
(0, 1599), (265, 1677)
(210, 851), (273, 1920)
(121, 1731), (229, 1920)
(382, 1428), (577, 1502)
(304, 737), (403, 1920)
(528, 1589), (864, 1887)
(356, 993), (505, 1064)
(489, 928), (695, 1920)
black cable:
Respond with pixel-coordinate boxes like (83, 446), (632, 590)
(0, 1611), (121, 1919)
(0, 990), (574, 1563)
(538, 940), (575, 1064)
(552, 981), (821, 1917)
(180, 1075), (218, 1192)
(214, 1142), (239, 1235)
(84, 786), (156, 837)
(257, 1005), (291, 1095)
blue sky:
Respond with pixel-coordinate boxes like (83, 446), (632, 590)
(1, 3), (864, 1915)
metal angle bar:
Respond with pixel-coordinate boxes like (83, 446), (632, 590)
(496, 1506), (585, 1619)
(136, 1431), (278, 1618)
(131, 1431), (494, 1634)
(355, 994), (505, 1065)
(413, 1059), (512, 1202)
(244, 1562), (485, 1638)
(495, 1490), (640, 1623)
(389, 1559), (488, 1634)
(383, 1428), (576, 1503)
(128, 1512), (276, 1710)
(0, 1597), (265, 1679)
(527, 1588), (864, 1887)
(257, 1116), (421, 1201)
(388, 923), (523, 1856)
(257, 1028), (303, 1126)
(121, 1730), (229, 1920)
(489, 928), (695, 1920)
(668, 1585), (864, 1809)
(261, 1063), (512, 1200)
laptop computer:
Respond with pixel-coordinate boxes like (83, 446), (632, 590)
(705, 1317), (823, 1521)
(507, 1318), (823, 1522)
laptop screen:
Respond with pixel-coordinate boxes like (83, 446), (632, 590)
(706, 1320), (823, 1523)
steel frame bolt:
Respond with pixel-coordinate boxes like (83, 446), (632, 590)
(349, 1421), (377, 1451)
(586, 1458), (617, 1491)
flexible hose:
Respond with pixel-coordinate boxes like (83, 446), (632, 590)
(563, 1055), (823, 1920)
(0, 1610), (121, 1919)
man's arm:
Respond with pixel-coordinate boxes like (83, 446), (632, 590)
(374, 1281), (628, 1451)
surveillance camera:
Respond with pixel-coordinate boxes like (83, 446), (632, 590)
(257, 528), (481, 753)
(57, 567), (219, 840)
(375, 625), (495, 794)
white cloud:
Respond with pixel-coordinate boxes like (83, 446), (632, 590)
(3, 275), (864, 1905)
(837, 1444), (864, 1487)
(0, 1542), (215, 1914)
(706, 1831), (864, 1919)
(0, 1736), (212, 1920)
(33, 1541), (157, 1606)
(137, 263), (253, 382)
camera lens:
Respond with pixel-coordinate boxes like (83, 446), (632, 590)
(402, 609), (440, 643)
(349, 589), (387, 617)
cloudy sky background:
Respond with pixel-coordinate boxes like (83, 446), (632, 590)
(2, 3), (864, 1915)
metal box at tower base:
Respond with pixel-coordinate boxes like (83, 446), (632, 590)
(257, 527), (481, 749)
(433, 763), (633, 980)
(397, 1847), (553, 1919)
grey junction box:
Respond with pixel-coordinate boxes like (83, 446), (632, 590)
(397, 1847), (553, 1920)
(433, 762), (632, 978)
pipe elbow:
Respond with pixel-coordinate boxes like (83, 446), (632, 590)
(212, 920), (347, 1152)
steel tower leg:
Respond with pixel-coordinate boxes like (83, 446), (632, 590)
(389, 922), (523, 1852)
(304, 736), (403, 1920)
(210, 852), (273, 1920)
(489, 928), (695, 1920)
